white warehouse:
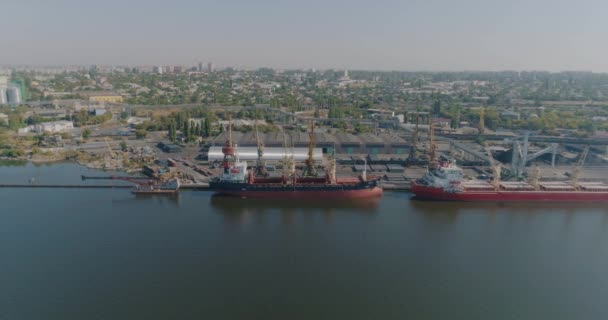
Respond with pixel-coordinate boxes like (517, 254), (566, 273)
(208, 146), (323, 162)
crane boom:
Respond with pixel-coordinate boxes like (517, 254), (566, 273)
(571, 145), (590, 188)
(104, 138), (116, 158)
(485, 143), (501, 190)
(577, 145), (590, 167)
(302, 121), (318, 177)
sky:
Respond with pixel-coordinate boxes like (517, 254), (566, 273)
(2, 0), (608, 71)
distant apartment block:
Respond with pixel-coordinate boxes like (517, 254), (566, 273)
(153, 66), (163, 74)
(0, 87), (6, 104)
(500, 110), (521, 120)
(6, 87), (21, 105)
(18, 120), (74, 134)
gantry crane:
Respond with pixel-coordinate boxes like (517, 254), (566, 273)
(282, 133), (295, 179)
(302, 121), (318, 177)
(571, 145), (590, 188)
(485, 143), (501, 190)
(253, 120), (268, 177)
(407, 113), (420, 163)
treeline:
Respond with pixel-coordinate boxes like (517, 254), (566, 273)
(135, 107), (219, 143)
(439, 105), (603, 136)
(71, 110), (113, 127)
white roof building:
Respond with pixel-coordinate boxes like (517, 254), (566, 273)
(18, 120), (74, 134)
(208, 146), (323, 162)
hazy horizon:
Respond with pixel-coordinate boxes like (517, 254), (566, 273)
(3, 0), (608, 72)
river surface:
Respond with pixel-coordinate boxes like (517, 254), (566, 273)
(2, 162), (608, 319)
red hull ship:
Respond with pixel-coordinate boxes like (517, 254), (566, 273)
(411, 161), (608, 202)
(209, 120), (382, 200)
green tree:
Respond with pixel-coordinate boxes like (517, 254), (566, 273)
(200, 119), (207, 137)
(120, 111), (130, 121)
(82, 129), (91, 139)
(204, 118), (211, 137)
(135, 129), (148, 139)
(168, 122), (177, 143)
(432, 100), (441, 115)
(183, 120), (190, 140)
(34, 134), (44, 147)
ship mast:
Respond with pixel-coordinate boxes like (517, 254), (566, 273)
(327, 153), (337, 184)
(428, 121), (438, 169)
(221, 115), (236, 174)
(253, 119), (268, 177)
(302, 120), (318, 177)
(282, 133), (295, 180)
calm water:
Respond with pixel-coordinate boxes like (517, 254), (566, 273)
(2, 162), (608, 319)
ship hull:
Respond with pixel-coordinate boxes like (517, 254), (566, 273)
(209, 179), (382, 199)
(133, 190), (178, 195)
(411, 183), (608, 202)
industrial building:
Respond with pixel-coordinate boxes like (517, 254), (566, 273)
(207, 146), (323, 162)
(157, 142), (182, 153)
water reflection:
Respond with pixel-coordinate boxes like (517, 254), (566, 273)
(410, 200), (608, 215)
(111, 192), (181, 207)
(210, 194), (380, 226)
(0, 159), (28, 167)
(408, 199), (608, 239)
(135, 193), (181, 204)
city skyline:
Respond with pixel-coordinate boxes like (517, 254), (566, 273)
(2, 0), (608, 72)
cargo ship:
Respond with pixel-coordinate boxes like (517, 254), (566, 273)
(409, 123), (608, 202)
(209, 120), (382, 199)
(411, 156), (608, 202)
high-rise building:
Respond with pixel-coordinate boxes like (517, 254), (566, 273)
(7, 87), (21, 105)
(207, 62), (214, 73)
(198, 62), (203, 72)
(173, 66), (182, 73)
(0, 87), (7, 105)
(153, 66), (163, 74)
